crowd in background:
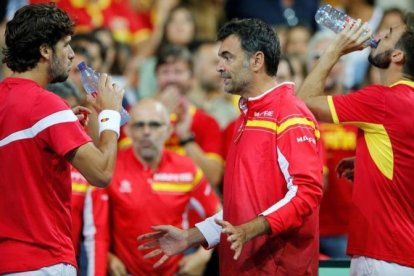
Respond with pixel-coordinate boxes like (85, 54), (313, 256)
(1, 0), (414, 275)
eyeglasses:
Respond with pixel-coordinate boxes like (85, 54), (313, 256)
(131, 121), (166, 130)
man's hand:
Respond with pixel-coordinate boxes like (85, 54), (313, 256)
(107, 252), (127, 276)
(138, 225), (190, 268)
(336, 156), (356, 182)
(326, 19), (373, 58)
(88, 74), (125, 113)
(215, 219), (247, 260)
(72, 106), (92, 127)
(175, 98), (193, 140)
(157, 85), (182, 114)
(216, 216), (271, 260)
(177, 247), (212, 276)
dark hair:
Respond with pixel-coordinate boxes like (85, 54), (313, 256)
(155, 45), (193, 72)
(2, 3), (74, 72)
(72, 45), (93, 65)
(71, 33), (106, 63)
(217, 18), (281, 77)
(396, 12), (414, 79)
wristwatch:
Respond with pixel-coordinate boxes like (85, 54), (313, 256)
(179, 133), (195, 146)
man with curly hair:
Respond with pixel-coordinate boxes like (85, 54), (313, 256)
(0, 4), (124, 275)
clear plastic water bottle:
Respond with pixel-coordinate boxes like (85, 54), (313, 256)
(315, 4), (378, 48)
(77, 62), (129, 125)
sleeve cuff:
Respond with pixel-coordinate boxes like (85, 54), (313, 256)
(195, 210), (223, 248)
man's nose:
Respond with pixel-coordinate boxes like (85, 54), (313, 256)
(68, 45), (75, 61)
(216, 60), (224, 73)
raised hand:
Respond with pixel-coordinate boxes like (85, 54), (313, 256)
(328, 19), (374, 57)
(88, 73), (125, 113)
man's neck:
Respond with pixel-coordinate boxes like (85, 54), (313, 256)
(12, 68), (49, 88)
(381, 65), (404, 86)
(240, 76), (277, 99)
(136, 153), (161, 171)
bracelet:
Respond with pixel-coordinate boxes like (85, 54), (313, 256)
(98, 110), (121, 138)
(179, 133), (195, 146)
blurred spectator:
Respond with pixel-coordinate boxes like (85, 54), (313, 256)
(31, 0), (153, 46)
(92, 28), (139, 111)
(91, 27), (117, 74)
(276, 55), (296, 84)
(273, 25), (289, 53)
(107, 99), (220, 276)
(185, 0), (225, 41)
(69, 46), (93, 100)
(154, 46), (223, 187)
(71, 33), (106, 72)
(288, 54), (306, 90)
(284, 24), (313, 63)
(138, 4), (197, 98)
(192, 40), (239, 129)
(225, 0), (319, 31)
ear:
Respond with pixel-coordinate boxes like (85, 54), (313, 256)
(250, 51), (265, 73)
(391, 49), (404, 65)
(39, 44), (52, 61)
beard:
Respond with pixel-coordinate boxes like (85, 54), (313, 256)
(49, 54), (69, 83)
(368, 49), (393, 69)
(223, 60), (251, 95)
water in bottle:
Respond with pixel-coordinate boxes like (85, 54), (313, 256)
(315, 4), (378, 48)
(77, 61), (129, 125)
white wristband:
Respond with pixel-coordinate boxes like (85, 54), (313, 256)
(98, 110), (121, 138)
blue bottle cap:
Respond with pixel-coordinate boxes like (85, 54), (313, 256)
(370, 39), (378, 49)
(77, 61), (86, 70)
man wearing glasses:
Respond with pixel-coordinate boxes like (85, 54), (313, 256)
(106, 99), (221, 276)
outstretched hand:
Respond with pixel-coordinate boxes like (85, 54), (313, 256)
(138, 225), (189, 268)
